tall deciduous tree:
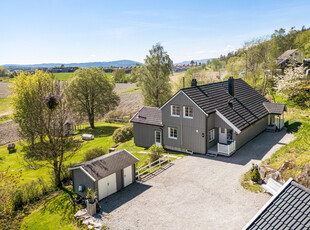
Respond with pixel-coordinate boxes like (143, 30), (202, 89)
(11, 71), (80, 187)
(66, 68), (119, 129)
(138, 43), (173, 107)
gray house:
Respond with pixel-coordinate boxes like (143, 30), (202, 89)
(130, 78), (286, 156)
(68, 149), (139, 200)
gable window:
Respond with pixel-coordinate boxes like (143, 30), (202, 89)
(171, 105), (180, 117)
(183, 106), (193, 118)
(168, 127), (177, 139)
(209, 129), (215, 142)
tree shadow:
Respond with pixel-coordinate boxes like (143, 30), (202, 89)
(41, 187), (80, 221)
(285, 121), (302, 133)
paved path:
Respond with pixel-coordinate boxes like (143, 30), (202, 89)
(99, 130), (295, 230)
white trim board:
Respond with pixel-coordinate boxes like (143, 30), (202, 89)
(80, 167), (96, 182)
(242, 178), (293, 230)
(215, 110), (241, 134)
(160, 90), (208, 117)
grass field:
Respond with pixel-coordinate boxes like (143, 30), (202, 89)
(51, 73), (74, 81)
(0, 97), (11, 114)
(21, 188), (82, 230)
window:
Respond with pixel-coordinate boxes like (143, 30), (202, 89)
(209, 129), (215, 142)
(183, 106), (193, 118)
(171, 105), (180, 117)
(168, 127), (177, 139)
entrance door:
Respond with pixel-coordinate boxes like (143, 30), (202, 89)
(123, 165), (133, 187)
(219, 128), (227, 144)
(155, 130), (161, 145)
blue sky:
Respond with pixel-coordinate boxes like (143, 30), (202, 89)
(0, 0), (309, 65)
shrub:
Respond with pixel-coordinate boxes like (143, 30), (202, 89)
(83, 148), (106, 162)
(13, 178), (53, 210)
(250, 168), (261, 182)
(148, 144), (165, 163)
(112, 125), (133, 143)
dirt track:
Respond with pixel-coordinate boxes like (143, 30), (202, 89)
(0, 83), (11, 98)
(0, 120), (21, 146)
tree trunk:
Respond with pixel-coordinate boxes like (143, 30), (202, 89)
(89, 112), (95, 129)
(53, 160), (62, 188)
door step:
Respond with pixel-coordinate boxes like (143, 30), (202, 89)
(206, 152), (218, 157)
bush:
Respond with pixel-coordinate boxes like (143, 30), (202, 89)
(113, 69), (127, 83)
(112, 125), (133, 143)
(148, 144), (165, 163)
(250, 168), (261, 182)
(83, 148), (106, 162)
(13, 178), (53, 210)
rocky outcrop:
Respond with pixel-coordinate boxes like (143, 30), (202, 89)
(296, 163), (310, 188)
(261, 160), (296, 184)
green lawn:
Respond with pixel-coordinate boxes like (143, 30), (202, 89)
(0, 97), (11, 114)
(21, 188), (82, 230)
(51, 73), (74, 81)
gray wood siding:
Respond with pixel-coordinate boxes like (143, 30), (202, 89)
(162, 91), (207, 154)
(72, 169), (95, 197)
(235, 116), (268, 149)
(133, 123), (161, 148)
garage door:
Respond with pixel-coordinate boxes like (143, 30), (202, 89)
(123, 165), (133, 187)
(98, 173), (117, 200)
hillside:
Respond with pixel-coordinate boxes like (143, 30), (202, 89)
(2, 59), (142, 68)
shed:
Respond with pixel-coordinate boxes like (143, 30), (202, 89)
(68, 149), (139, 200)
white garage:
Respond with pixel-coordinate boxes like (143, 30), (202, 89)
(69, 149), (139, 200)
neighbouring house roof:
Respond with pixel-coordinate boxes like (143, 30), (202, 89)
(68, 149), (139, 181)
(277, 49), (298, 65)
(263, 102), (286, 115)
(244, 178), (310, 230)
(130, 106), (163, 127)
(181, 79), (271, 131)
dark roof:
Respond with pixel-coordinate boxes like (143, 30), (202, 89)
(263, 102), (286, 115)
(182, 79), (271, 130)
(245, 179), (310, 230)
(130, 106), (163, 126)
(69, 149), (139, 180)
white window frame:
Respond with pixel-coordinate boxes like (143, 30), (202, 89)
(168, 127), (177, 140)
(183, 106), (193, 119)
(170, 105), (180, 117)
(209, 129), (215, 142)
(155, 130), (161, 145)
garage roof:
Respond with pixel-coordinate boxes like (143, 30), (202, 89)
(244, 178), (310, 230)
(69, 149), (139, 181)
(130, 106), (163, 126)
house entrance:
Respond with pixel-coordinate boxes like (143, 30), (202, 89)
(219, 128), (227, 144)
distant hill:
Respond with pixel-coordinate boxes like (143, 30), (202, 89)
(2, 60), (142, 68)
(175, 58), (213, 65)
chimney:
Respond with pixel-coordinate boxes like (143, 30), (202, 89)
(228, 77), (235, 97)
(191, 79), (197, 87)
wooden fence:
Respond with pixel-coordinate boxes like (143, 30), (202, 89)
(136, 156), (170, 180)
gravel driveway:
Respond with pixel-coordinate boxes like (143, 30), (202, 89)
(100, 130), (294, 230)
